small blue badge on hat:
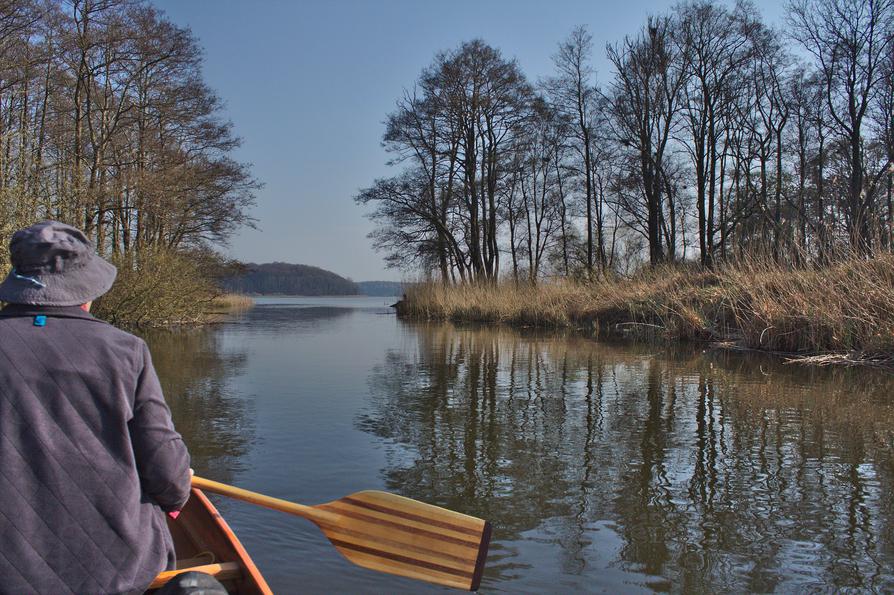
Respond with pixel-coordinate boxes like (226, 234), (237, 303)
(33, 315), (46, 327)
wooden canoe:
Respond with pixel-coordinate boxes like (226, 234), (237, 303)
(148, 488), (272, 594)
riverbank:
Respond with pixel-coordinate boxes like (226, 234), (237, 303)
(400, 257), (894, 366)
(85, 249), (253, 328)
(0, 246), (254, 328)
(94, 291), (253, 327)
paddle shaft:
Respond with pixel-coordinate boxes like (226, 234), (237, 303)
(191, 476), (339, 526)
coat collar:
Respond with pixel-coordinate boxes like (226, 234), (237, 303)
(0, 303), (105, 323)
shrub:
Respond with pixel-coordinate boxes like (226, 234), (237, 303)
(94, 248), (223, 327)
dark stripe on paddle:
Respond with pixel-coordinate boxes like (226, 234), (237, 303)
(317, 521), (476, 569)
(330, 538), (473, 580)
(342, 496), (482, 537)
(320, 504), (479, 548)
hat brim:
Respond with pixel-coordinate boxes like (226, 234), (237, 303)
(0, 256), (117, 306)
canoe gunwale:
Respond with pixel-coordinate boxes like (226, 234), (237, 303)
(155, 487), (273, 595)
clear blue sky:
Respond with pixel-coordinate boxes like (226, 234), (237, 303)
(153, 0), (788, 282)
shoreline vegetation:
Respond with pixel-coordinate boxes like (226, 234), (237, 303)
(93, 292), (253, 328)
(356, 2), (894, 373)
(0, 2), (256, 329)
(88, 248), (255, 328)
(399, 257), (894, 368)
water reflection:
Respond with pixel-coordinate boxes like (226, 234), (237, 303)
(225, 304), (354, 334)
(361, 321), (894, 592)
(141, 327), (254, 483)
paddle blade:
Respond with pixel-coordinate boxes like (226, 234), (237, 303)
(315, 490), (491, 591)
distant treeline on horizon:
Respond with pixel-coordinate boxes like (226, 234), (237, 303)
(221, 262), (403, 297)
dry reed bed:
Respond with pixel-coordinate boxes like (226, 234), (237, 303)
(207, 293), (255, 312)
(402, 257), (894, 358)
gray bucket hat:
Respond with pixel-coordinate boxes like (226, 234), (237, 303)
(0, 220), (117, 306)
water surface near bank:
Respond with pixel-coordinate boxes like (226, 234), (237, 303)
(143, 296), (894, 593)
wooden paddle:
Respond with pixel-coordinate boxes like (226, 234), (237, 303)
(191, 476), (492, 591)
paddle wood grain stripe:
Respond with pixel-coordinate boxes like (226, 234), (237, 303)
(333, 548), (473, 590)
(320, 503), (480, 548)
(317, 521), (476, 570)
(330, 538), (474, 580)
(341, 496), (483, 537)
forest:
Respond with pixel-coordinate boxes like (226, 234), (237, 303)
(0, 0), (256, 324)
(223, 264), (404, 297)
(223, 262), (359, 296)
(357, 0), (894, 283)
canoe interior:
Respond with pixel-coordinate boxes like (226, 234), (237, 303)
(161, 488), (272, 595)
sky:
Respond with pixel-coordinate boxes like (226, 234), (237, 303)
(153, 0), (789, 282)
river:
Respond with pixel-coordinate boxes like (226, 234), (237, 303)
(142, 296), (894, 593)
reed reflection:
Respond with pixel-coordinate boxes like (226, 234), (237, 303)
(360, 321), (894, 591)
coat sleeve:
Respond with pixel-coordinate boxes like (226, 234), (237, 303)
(129, 340), (191, 512)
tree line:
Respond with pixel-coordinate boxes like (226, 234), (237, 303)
(222, 262), (359, 296)
(0, 0), (255, 274)
(356, 0), (894, 282)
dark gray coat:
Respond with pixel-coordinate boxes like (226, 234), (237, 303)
(0, 305), (191, 594)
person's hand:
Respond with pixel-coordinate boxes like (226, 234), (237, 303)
(169, 468), (196, 520)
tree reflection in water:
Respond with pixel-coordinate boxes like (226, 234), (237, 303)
(359, 321), (894, 592)
(142, 327), (254, 484)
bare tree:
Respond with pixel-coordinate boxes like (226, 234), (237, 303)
(790, 0), (894, 254)
(360, 40), (531, 282)
(361, 0), (894, 279)
(0, 0), (256, 267)
(607, 16), (687, 264)
(544, 26), (606, 275)
(675, 0), (756, 265)
(872, 32), (894, 248)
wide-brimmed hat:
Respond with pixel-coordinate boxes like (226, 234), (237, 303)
(0, 221), (117, 306)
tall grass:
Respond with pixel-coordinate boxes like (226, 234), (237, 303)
(722, 257), (894, 354)
(207, 293), (254, 313)
(402, 256), (894, 357)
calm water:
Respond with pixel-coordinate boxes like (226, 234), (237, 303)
(143, 296), (894, 593)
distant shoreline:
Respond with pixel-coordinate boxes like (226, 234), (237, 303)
(221, 263), (402, 298)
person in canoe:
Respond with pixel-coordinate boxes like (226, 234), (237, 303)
(0, 221), (196, 594)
